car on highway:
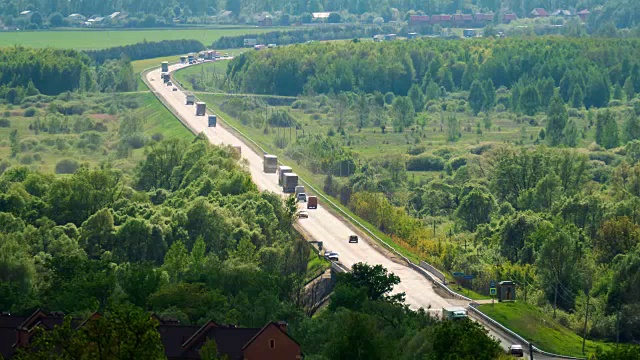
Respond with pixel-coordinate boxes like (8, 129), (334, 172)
(324, 252), (339, 261)
(166, 81), (172, 86)
(297, 193), (307, 202)
(172, 87), (178, 91)
(507, 345), (524, 357)
(349, 235), (358, 243)
(297, 210), (308, 219)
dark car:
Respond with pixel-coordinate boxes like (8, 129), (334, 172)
(349, 235), (358, 243)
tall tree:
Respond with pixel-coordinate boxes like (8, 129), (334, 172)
(519, 85), (539, 116)
(407, 84), (425, 113)
(624, 76), (635, 101)
(468, 80), (486, 115)
(623, 111), (640, 143)
(455, 188), (495, 232)
(546, 93), (568, 146)
(563, 119), (579, 147)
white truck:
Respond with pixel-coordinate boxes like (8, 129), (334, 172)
(283, 173), (298, 193)
(186, 93), (195, 105)
(442, 307), (467, 321)
(263, 154), (278, 173)
(277, 166), (292, 185)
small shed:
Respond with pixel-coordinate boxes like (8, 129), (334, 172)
(498, 281), (516, 302)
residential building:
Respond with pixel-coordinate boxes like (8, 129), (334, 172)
(0, 310), (303, 360)
(530, 8), (549, 17)
(551, 9), (572, 17)
(503, 13), (518, 23)
(577, 9), (590, 21)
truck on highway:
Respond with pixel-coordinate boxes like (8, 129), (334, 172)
(295, 186), (305, 197)
(180, 56), (187, 64)
(283, 173), (298, 193)
(161, 72), (168, 83)
(208, 115), (217, 127)
(186, 93), (195, 105)
(263, 154), (278, 173)
(442, 307), (467, 320)
(277, 166), (292, 185)
(187, 53), (195, 62)
(307, 196), (318, 209)
(161, 61), (169, 72)
(196, 102), (206, 116)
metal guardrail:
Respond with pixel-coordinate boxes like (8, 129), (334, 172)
(468, 305), (586, 360)
(145, 63), (586, 360)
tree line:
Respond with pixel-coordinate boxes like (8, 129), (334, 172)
(86, 39), (205, 65)
(227, 37), (640, 110)
(212, 25), (396, 49)
(0, 47), (136, 100)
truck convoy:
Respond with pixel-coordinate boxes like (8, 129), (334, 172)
(161, 61), (169, 72)
(263, 154), (278, 173)
(283, 173), (299, 193)
(277, 166), (292, 185)
(196, 102), (206, 116)
(186, 93), (195, 105)
(442, 307), (467, 321)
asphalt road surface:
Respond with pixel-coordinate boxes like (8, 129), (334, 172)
(147, 63), (560, 360)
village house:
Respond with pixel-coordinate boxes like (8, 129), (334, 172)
(0, 310), (303, 360)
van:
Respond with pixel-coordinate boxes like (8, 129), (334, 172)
(507, 345), (524, 357)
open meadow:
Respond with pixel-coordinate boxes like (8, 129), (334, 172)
(0, 27), (277, 49)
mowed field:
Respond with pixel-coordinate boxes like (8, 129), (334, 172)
(0, 27), (278, 49)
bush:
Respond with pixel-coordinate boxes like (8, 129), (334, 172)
(589, 152), (617, 165)
(23, 107), (37, 117)
(406, 154), (445, 171)
(55, 159), (80, 174)
(151, 133), (164, 142)
(0, 118), (10, 127)
(19, 154), (33, 164)
(407, 145), (426, 155)
(447, 157), (467, 171)
(608, 100), (623, 107)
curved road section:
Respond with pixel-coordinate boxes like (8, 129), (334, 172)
(147, 63), (557, 359)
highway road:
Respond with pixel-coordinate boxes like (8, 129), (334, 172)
(146, 62), (559, 360)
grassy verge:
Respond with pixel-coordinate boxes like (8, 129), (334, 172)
(306, 254), (331, 283)
(478, 302), (613, 357)
(0, 27), (281, 49)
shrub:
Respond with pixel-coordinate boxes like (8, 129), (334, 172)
(407, 145), (426, 155)
(406, 154), (445, 171)
(23, 107), (37, 117)
(0, 118), (10, 127)
(589, 152), (616, 165)
(608, 100), (623, 107)
(151, 133), (164, 142)
(447, 157), (467, 171)
(19, 154), (33, 164)
(55, 159), (80, 174)
(33, 153), (42, 161)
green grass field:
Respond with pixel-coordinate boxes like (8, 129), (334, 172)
(478, 302), (613, 357)
(0, 92), (192, 174)
(0, 27), (278, 49)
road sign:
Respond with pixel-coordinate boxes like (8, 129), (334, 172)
(453, 272), (464, 277)
(490, 280), (496, 287)
(463, 275), (474, 280)
(490, 288), (497, 296)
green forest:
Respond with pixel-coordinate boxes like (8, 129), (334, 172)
(182, 36), (640, 351)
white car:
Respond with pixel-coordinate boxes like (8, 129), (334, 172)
(507, 345), (524, 357)
(297, 210), (308, 219)
(325, 252), (339, 261)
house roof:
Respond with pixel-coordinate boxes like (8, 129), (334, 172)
(410, 15), (429, 22)
(503, 13), (518, 20)
(20, 10), (31, 15)
(220, 10), (233, 17)
(551, 9), (572, 16)
(242, 322), (302, 350)
(577, 9), (590, 15)
(312, 12), (331, 19)
(531, 8), (548, 16)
